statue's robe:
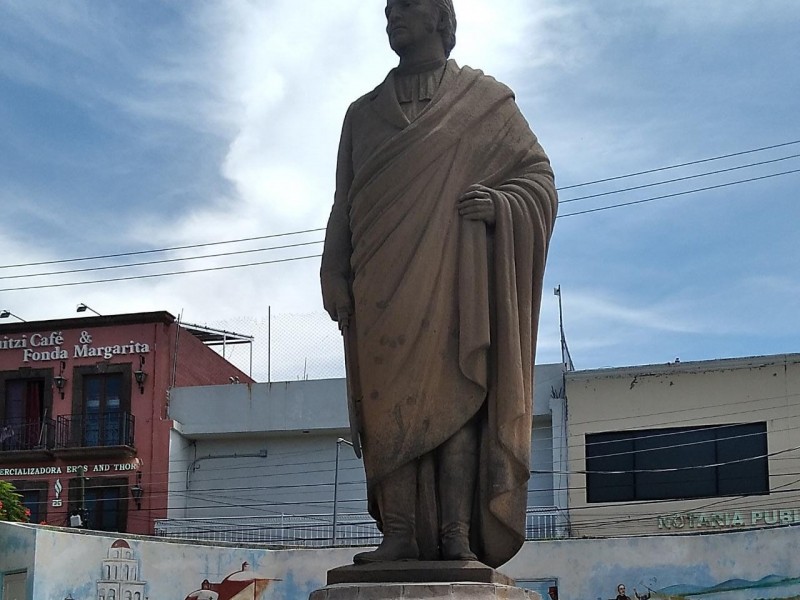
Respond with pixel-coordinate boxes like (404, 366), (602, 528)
(321, 60), (557, 568)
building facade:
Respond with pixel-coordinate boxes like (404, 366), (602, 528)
(565, 353), (800, 537)
(0, 311), (251, 535)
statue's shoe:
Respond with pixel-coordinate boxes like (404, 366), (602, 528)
(353, 537), (419, 564)
(440, 536), (478, 561)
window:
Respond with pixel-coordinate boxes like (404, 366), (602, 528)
(586, 423), (768, 503)
(83, 373), (123, 446)
(69, 365), (132, 448)
(8, 481), (47, 524)
(2, 571), (27, 600)
(69, 476), (128, 533)
(1, 373), (49, 451)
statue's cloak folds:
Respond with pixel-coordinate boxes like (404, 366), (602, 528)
(325, 61), (557, 567)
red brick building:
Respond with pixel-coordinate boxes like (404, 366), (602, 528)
(0, 311), (252, 534)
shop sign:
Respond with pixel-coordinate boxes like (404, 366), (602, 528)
(0, 460), (140, 478)
(658, 509), (800, 530)
(0, 330), (150, 363)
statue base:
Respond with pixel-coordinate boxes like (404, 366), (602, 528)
(326, 560), (514, 586)
(310, 582), (540, 600)
(310, 561), (538, 600)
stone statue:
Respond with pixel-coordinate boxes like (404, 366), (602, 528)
(321, 0), (557, 569)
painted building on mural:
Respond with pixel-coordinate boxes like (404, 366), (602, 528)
(566, 352), (800, 538)
(0, 311), (252, 535)
(158, 362), (569, 544)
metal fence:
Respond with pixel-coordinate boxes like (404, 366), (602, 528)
(154, 507), (567, 547)
(207, 311), (344, 383)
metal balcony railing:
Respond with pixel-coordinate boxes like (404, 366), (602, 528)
(154, 507), (568, 547)
(0, 417), (56, 452)
(55, 412), (135, 449)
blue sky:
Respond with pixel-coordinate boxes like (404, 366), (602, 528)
(1, 0), (798, 376)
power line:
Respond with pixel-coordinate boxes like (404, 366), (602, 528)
(3, 139), (797, 274)
(0, 240), (323, 281)
(0, 254), (321, 292)
(560, 153), (800, 204)
(6, 153), (796, 283)
(4, 164), (799, 293)
(557, 139), (800, 190)
(559, 167), (800, 218)
(0, 228), (326, 270)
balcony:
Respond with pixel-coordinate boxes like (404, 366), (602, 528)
(0, 418), (57, 460)
(54, 412), (136, 459)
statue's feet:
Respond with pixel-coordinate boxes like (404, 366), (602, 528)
(353, 536), (419, 564)
(440, 535), (478, 561)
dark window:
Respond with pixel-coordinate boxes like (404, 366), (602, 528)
(586, 423), (768, 503)
(69, 476), (128, 532)
(7, 480), (47, 524)
(82, 373), (124, 446)
(1, 378), (46, 451)
(66, 365), (132, 448)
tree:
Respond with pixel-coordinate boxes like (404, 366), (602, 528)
(0, 480), (30, 523)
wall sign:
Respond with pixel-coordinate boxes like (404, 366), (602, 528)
(0, 461), (140, 477)
(658, 509), (800, 530)
(0, 330), (150, 363)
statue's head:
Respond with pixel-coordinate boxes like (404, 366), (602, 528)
(432, 0), (457, 57)
(385, 0), (457, 58)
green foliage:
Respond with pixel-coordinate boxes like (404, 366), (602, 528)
(0, 480), (30, 523)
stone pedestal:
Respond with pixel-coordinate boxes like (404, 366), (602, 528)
(310, 582), (540, 600)
(310, 561), (540, 600)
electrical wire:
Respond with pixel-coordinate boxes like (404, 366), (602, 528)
(3, 159), (799, 293)
(559, 152), (800, 204)
(0, 240), (323, 281)
(557, 139), (800, 190)
(559, 167), (800, 218)
(0, 254), (322, 292)
(0, 228), (326, 270)
(2, 140), (799, 290)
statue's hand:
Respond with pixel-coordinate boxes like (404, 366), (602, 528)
(458, 184), (496, 225)
(322, 276), (352, 326)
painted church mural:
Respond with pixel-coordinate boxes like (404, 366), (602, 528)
(2, 521), (800, 600)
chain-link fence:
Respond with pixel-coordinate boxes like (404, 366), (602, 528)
(205, 311), (345, 383)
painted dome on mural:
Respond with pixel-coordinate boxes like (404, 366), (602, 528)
(111, 539), (131, 549)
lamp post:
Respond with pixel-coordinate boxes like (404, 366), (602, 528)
(332, 437), (353, 544)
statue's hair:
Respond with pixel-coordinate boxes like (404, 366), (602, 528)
(432, 0), (457, 57)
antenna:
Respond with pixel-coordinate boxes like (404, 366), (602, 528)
(553, 286), (574, 372)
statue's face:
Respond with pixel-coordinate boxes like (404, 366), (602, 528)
(385, 0), (440, 56)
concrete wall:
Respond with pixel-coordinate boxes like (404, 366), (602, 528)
(0, 523), (36, 600)
(3, 520), (800, 600)
(170, 379), (349, 437)
(565, 353), (800, 537)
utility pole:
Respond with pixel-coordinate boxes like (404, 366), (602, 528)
(332, 438), (353, 544)
(71, 466), (88, 528)
(553, 286), (574, 372)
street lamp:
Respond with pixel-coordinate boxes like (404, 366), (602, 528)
(76, 303), (102, 316)
(332, 437), (355, 544)
(0, 309), (26, 322)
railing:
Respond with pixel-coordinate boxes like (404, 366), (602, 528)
(0, 418), (56, 452)
(154, 507), (567, 547)
(55, 412), (136, 448)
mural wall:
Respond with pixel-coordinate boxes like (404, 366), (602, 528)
(1, 522), (799, 600)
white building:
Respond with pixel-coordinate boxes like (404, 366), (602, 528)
(160, 363), (568, 544)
